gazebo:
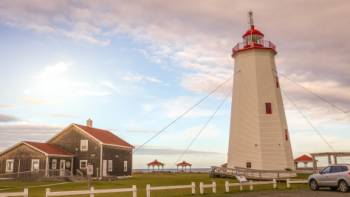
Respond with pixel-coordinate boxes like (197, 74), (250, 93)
(294, 154), (313, 169)
(147, 159), (164, 171)
(176, 161), (192, 172)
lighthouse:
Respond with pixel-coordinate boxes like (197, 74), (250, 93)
(227, 11), (294, 170)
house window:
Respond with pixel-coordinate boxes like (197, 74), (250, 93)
(31, 159), (40, 172)
(285, 129), (289, 141)
(108, 160), (113, 172)
(265, 103), (272, 114)
(276, 76), (280, 88)
(52, 159), (57, 170)
(246, 162), (252, 169)
(80, 160), (88, 169)
(80, 140), (88, 151)
(124, 161), (128, 172)
(6, 159), (14, 173)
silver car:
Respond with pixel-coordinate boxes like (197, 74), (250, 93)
(308, 164), (350, 192)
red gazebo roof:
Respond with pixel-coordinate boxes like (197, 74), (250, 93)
(176, 161), (192, 167)
(242, 26), (264, 37)
(294, 154), (313, 162)
(147, 159), (164, 166)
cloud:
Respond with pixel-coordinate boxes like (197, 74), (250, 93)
(0, 114), (20, 122)
(0, 104), (17, 109)
(134, 146), (224, 156)
(0, 122), (63, 150)
(23, 62), (117, 105)
(121, 72), (162, 84)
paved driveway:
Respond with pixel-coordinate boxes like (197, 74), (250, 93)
(219, 190), (350, 197)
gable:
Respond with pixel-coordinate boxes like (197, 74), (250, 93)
(0, 143), (46, 159)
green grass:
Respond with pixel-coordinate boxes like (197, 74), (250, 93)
(0, 173), (309, 197)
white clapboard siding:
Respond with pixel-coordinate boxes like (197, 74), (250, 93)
(45, 185), (137, 197)
(146, 182), (195, 197)
(225, 179), (277, 192)
(199, 181), (216, 194)
(0, 188), (28, 197)
(286, 179), (308, 188)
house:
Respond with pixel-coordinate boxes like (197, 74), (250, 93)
(0, 119), (134, 179)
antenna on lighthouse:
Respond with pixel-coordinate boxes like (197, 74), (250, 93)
(248, 10), (254, 28)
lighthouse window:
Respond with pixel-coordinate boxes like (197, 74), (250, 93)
(246, 162), (252, 168)
(285, 129), (289, 141)
(265, 103), (272, 114)
(276, 76), (280, 88)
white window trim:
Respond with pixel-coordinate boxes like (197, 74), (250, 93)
(124, 160), (128, 172)
(108, 160), (113, 172)
(52, 159), (57, 170)
(31, 159), (40, 172)
(5, 159), (14, 173)
(80, 160), (88, 169)
(80, 140), (88, 152)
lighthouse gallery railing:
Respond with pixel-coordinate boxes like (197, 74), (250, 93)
(232, 40), (276, 56)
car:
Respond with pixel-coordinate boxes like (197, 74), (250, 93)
(308, 164), (350, 192)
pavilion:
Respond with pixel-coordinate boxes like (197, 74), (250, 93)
(176, 161), (192, 172)
(147, 159), (164, 171)
(294, 154), (313, 169)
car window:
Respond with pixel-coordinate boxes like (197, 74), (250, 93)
(330, 166), (341, 173)
(321, 166), (331, 174)
(341, 166), (349, 172)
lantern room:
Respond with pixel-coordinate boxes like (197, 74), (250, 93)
(232, 11), (276, 57)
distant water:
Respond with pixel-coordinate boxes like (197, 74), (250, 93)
(133, 168), (210, 173)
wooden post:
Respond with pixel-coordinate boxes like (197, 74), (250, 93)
(199, 182), (204, 194)
(191, 182), (195, 194)
(90, 187), (94, 197)
(328, 154), (332, 165)
(334, 155), (338, 164)
(249, 180), (253, 191)
(286, 179), (290, 188)
(70, 157), (74, 176)
(225, 181), (229, 192)
(132, 185), (137, 197)
(312, 155), (317, 172)
(239, 183), (243, 191)
(23, 188), (28, 197)
(212, 181), (216, 193)
(146, 184), (150, 197)
(45, 188), (50, 197)
(273, 179), (277, 189)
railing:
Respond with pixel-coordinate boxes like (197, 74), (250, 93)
(146, 183), (195, 197)
(210, 166), (296, 179)
(232, 40), (276, 56)
(45, 186), (137, 197)
(0, 188), (28, 197)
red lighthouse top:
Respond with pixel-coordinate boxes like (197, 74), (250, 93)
(232, 11), (276, 57)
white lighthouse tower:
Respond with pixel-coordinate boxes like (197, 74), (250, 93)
(227, 12), (294, 170)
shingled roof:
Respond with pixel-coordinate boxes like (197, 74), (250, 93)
(24, 141), (74, 156)
(74, 124), (134, 148)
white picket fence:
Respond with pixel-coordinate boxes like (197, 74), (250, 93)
(146, 182), (195, 197)
(225, 179), (277, 192)
(286, 179), (308, 188)
(199, 181), (216, 194)
(0, 188), (28, 197)
(45, 185), (137, 197)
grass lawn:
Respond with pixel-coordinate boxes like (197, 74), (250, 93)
(0, 173), (310, 197)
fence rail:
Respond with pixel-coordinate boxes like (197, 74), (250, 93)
(146, 183), (195, 197)
(199, 181), (216, 194)
(225, 179), (277, 192)
(286, 179), (308, 188)
(45, 186), (137, 197)
(0, 188), (28, 197)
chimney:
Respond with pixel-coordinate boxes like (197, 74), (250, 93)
(86, 118), (93, 127)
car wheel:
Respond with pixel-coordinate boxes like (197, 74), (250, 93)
(309, 179), (319, 191)
(338, 180), (349, 193)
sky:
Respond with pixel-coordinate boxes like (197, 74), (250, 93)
(0, 0), (350, 168)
